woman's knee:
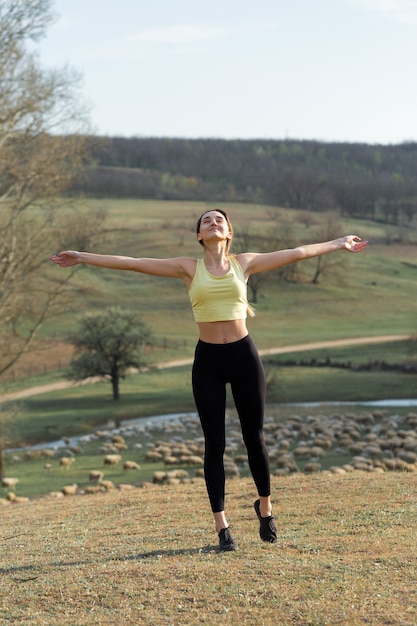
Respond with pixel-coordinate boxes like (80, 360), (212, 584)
(243, 431), (267, 455)
(204, 437), (226, 459)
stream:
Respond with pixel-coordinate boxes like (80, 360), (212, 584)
(6, 399), (417, 454)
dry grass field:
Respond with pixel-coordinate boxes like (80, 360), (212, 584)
(1, 472), (416, 625)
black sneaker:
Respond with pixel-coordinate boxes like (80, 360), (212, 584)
(218, 527), (238, 551)
(254, 499), (277, 543)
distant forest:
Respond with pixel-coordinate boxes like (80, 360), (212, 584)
(73, 137), (417, 228)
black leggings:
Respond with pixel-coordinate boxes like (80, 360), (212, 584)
(192, 335), (270, 513)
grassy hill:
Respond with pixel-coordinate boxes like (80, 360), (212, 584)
(1, 472), (415, 625)
(0, 198), (415, 454)
(3, 198), (417, 384)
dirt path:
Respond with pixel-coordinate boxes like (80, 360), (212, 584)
(0, 334), (410, 403)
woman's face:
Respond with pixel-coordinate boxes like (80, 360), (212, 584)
(196, 211), (233, 246)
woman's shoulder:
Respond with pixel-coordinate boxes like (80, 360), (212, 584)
(178, 256), (199, 288)
(230, 253), (251, 273)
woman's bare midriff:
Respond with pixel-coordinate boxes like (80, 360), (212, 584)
(197, 319), (248, 344)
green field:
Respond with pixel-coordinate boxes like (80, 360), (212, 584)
(3, 340), (416, 448)
(1, 199), (416, 476)
(35, 198), (417, 352)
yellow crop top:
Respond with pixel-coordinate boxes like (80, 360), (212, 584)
(188, 256), (255, 322)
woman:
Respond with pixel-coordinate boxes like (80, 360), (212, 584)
(50, 209), (367, 551)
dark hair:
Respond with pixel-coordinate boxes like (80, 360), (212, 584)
(196, 209), (233, 250)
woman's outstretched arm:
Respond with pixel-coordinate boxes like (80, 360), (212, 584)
(238, 235), (368, 276)
(49, 251), (196, 280)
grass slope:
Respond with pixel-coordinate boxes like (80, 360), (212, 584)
(1, 473), (416, 625)
(3, 198), (417, 384)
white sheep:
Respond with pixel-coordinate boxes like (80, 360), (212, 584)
(99, 479), (116, 490)
(113, 442), (128, 451)
(224, 461), (240, 478)
(61, 484), (78, 496)
(123, 460), (141, 471)
(163, 456), (179, 466)
(84, 485), (104, 494)
(166, 477), (181, 485)
(40, 449), (55, 458)
(145, 450), (163, 461)
(293, 446), (312, 459)
(103, 454), (122, 466)
(304, 462), (321, 473)
(328, 466), (347, 475)
(167, 469), (189, 480)
(68, 445), (83, 455)
(155, 445), (171, 457)
(99, 444), (118, 454)
(273, 467), (290, 476)
(183, 455), (204, 466)
(309, 446), (326, 458)
(48, 491), (64, 498)
(153, 471), (168, 484)
(112, 435), (126, 444)
(89, 470), (104, 483)
(59, 457), (75, 468)
(7, 492), (30, 503)
(1, 477), (19, 489)
(403, 436), (417, 452)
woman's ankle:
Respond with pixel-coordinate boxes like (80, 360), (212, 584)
(259, 496), (272, 518)
(214, 511), (228, 533)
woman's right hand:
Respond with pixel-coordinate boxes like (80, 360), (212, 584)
(49, 251), (81, 267)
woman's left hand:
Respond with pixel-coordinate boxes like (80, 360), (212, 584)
(342, 236), (368, 253)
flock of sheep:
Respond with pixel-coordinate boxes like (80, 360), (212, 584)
(1, 408), (417, 506)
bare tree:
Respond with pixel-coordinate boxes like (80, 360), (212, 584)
(0, 0), (104, 380)
(233, 224), (299, 303)
(270, 166), (327, 211)
(310, 214), (346, 284)
(0, 406), (18, 480)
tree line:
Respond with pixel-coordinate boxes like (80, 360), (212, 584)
(73, 137), (417, 228)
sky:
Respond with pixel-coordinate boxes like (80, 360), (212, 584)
(35, 0), (417, 145)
